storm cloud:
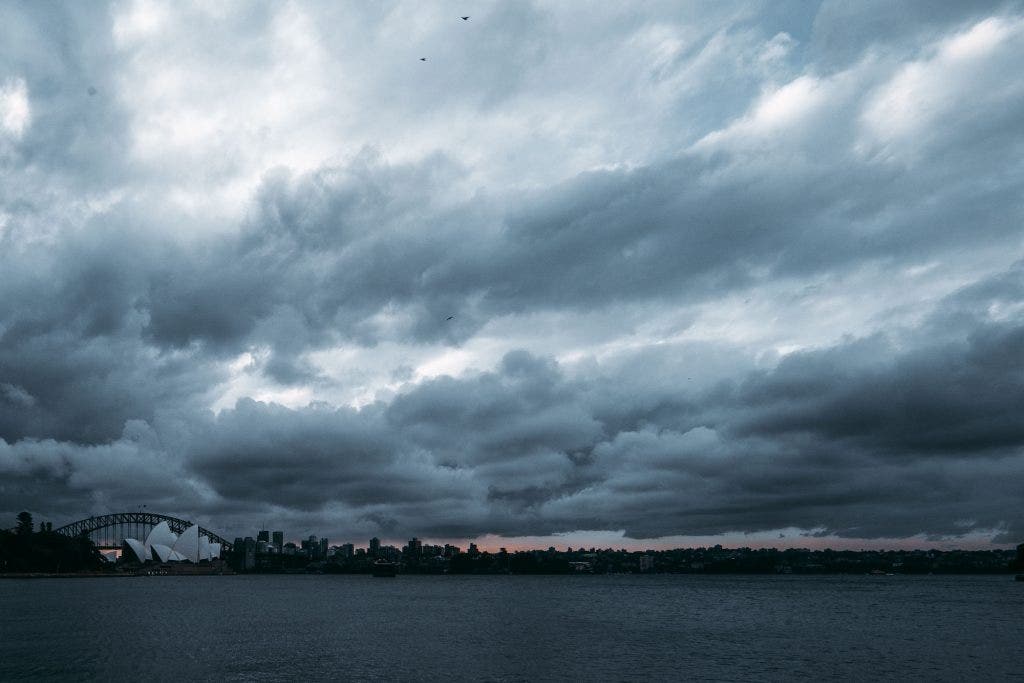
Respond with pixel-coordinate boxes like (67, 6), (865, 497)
(1, 1), (1022, 547)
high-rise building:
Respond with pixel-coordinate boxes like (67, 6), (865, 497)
(339, 543), (354, 558)
(369, 537), (381, 558)
(272, 531), (284, 552)
(243, 537), (257, 571)
(319, 538), (328, 559)
(231, 537), (245, 571)
(257, 529), (270, 543)
(405, 537), (423, 565)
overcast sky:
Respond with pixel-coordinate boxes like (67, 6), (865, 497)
(1, 0), (1022, 550)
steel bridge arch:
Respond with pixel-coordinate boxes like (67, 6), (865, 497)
(53, 512), (233, 551)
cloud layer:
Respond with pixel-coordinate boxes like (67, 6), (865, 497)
(1, 1), (1022, 547)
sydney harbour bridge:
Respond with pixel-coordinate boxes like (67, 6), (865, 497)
(53, 512), (233, 552)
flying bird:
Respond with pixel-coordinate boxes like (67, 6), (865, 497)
(461, 16), (469, 20)
(446, 316), (454, 321)
(420, 57), (427, 61)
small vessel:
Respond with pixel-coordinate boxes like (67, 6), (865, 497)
(371, 560), (398, 577)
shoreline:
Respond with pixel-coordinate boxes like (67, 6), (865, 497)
(3, 571), (1020, 579)
(0, 570), (235, 579)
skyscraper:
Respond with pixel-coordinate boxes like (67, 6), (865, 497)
(302, 535), (319, 559)
(369, 537), (381, 558)
(272, 530), (284, 552)
(405, 537), (422, 565)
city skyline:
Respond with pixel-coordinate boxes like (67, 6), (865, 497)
(2, 2), (1023, 551)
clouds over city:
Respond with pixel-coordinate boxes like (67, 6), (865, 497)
(1, 1), (1022, 547)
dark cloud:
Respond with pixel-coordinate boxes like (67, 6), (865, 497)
(119, 127), (1022, 362)
(1, 2), (1022, 546)
(35, 287), (1012, 542)
(731, 324), (1024, 455)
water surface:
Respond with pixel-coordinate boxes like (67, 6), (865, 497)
(1, 574), (1021, 681)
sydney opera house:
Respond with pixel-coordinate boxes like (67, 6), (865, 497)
(121, 521), (221, 563)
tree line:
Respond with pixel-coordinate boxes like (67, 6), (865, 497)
(0, 512), (105, 573)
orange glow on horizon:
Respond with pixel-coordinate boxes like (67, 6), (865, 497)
(360, 530), (1014, 554)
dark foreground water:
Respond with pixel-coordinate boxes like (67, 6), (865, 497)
(1, 574), (1021, 681)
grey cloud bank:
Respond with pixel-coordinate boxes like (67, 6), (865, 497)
(1, 1), (1022, 548)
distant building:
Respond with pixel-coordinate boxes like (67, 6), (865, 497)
(243, 537), (257, 571)
(272, 531), (284, 552)
(319, 538), (328, 559)
(339, 543), (354, 559)
(257, 529), (270, 544)
(405, 537), (422, 565)
(369, 537), (381, 558)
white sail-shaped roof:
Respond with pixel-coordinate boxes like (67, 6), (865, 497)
(172, 524), (200, 563)
(121, 523), (221, 564)
(151, 543), (173, 563)
(199, 535), (211, 561)
(144, 521), (177, 555)
(123, 538), (148, 564)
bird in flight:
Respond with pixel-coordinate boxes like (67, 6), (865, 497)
(420, 57), (427, 61)
(461, 16), (469, 20)
(446, 316), (454, 321)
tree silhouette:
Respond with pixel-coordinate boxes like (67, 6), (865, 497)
(16, 511), (32, 536)
(2, 513), (105, 573)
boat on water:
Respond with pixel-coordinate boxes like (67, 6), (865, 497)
(371, 560), (398, 577)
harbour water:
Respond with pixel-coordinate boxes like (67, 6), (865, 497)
(1, 574), (1021, 681)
